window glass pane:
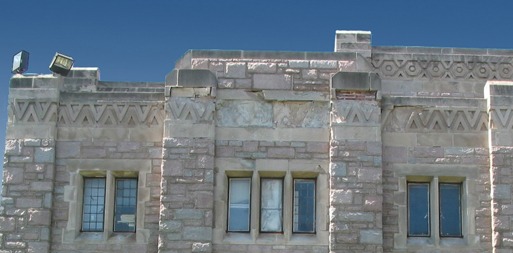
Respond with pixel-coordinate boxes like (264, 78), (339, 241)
(408, 183), (430, 236)
(261, 179), (283, 232)
(228, 178), (251, 232)
(440, 183), (462, 237)
(82, 178), (106, 232)
(293, 179), (315, 233)
(114, 178), (137, 232)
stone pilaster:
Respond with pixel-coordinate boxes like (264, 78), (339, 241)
(329, 72), (383, 252)
(1, 75), (60, 253)
(159, 69), (216, 253)
(485, 81), (513, 253)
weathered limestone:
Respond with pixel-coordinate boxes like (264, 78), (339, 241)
(3, 30), (513, 253)
(329, 72), (383, 253)
(160, 71), (216, 253)
(485, 81), (513, 253)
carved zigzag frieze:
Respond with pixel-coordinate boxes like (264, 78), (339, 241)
(57, 102), (164, 127)
(382, 107), (489, 132)
(332, 102), (379, 125)
(490, 107), (513, 129)
(167, 99), (214, 122)
(11, 100), (58, 123)
(404, 108), (488, 132)
(369, 55), (513, 80)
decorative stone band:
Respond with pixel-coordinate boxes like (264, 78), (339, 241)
(10, 100), (165, 127)
(368, 54), (513, 80)
(383, 107), (489, 132)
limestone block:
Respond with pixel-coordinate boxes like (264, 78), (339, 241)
(3, 169), (23, 184)
(311, 60), (337, 69)
(216, 100), (272, 127)
(289, 60), (309, 68)
(493, 185), (511, 200)
(358, 168), (381, 182)
(225, 63), (246, 78)
(5, 140), (21, 155)
(273, 102), (329, 128)
(160, 220), (182, 232)
(216, 127), (329, 142)
(253, 74), (292, 90)
(338, 211), (374, 222)
(28, 209), (51, 226)
(330, 162), (347, 176)
(183, 227), (212, 241)
(175, 209), (203, 220)
(360, 229), (383, 244)
(0, 217), (15, 231)
(34, 147), (55, 163)
(331, 189), (352, 204)
(332, 126), (380, 141)
(192, 242), (212, 253)
(248, 63), (276, 73)
(55, 142), (80, 158)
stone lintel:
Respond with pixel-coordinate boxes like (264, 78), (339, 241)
(216, 127), (328, 142)
(262, 90), (329, 101)
(331, 72), (381, 92)
(165, 69), (217, 89)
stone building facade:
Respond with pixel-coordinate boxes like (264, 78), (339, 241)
(1, 30), (512, 252)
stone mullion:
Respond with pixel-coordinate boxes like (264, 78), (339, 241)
(1, 84), (59, 253)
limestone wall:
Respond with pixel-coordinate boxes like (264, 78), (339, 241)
(2, 30), (513, 253)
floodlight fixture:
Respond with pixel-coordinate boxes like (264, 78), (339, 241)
(49, 52), (74, 76)
(12, 50), (29, 74)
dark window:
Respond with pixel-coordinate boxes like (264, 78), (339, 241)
(260, 178), (283, 232)
(82, 178), (106, 232)
(114, 178), (138, 232)
(408, 183), (430, 237)
(293, 179), (315, 233)
(439, 183), (462, 237)
(227, 178), (251, 232)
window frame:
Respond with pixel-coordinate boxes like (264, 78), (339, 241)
(407, 182), (431, 237)
(259, 177), (284, 233)
(113, 177), (138, 233)
(81, 177), (107, 232)
(226, 177), (252, 233)
(438, 182), (463, 238)
(292, 178), (316, 234)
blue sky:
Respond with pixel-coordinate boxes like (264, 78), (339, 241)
(0, 0), (512, 174)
